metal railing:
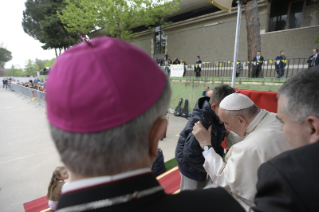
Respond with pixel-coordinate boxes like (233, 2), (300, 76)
(160, 58), (310, 78)
(11, 84), (46, 107)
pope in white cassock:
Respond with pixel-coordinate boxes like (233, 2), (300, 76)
(192, 93), (292, 211)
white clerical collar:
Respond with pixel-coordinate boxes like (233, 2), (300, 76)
(62, 168), (151, 194)
(247, 109), (264, 129)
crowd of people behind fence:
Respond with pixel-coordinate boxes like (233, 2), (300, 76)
(2, 77), (46, 92)
(155, 48), (319, 78)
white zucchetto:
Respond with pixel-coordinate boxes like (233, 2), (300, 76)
(219, 93), (254, 110)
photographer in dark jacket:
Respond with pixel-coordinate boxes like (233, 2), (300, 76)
(175, 85), (235, 190)
(152, 148), (166, 177)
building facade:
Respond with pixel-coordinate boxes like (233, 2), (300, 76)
(89, 0), (319, 64)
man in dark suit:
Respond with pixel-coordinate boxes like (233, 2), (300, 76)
(253, 66), (319, 212)
(252, 51), (264, 78)
(194, 55), (202, 78)
(275, 51), (287, 78)
(307, 48), (319, 68)
(46, 37), (244, 212)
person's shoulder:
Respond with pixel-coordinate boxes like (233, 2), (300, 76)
(165, 187), (244, 211)
(269, 143), (319, 166)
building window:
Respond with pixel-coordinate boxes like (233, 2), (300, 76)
(154, 26), (166, 55)
(268, 0), (318, 32)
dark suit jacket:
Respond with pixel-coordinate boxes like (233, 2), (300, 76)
(58, 172), (244, 212)
(275, 55), (287, 69)
(253, 142), (319, 212)
(253, 56), (264, 66)
(194, 59), (202, 72)
(307, 55), (319, 68)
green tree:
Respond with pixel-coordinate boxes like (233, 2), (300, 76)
(58, 0), (181, 41)
(43, 58), (56, 68)
(0, 68), (7, 77)
(0, 47), (13, 68)
(22, 0), (81, 57)
(25, 59), (37, 76)
(35, 58), (47, 71)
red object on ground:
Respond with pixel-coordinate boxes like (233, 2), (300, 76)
(23, 196), (49, 212)
(157, 167), (181, 194)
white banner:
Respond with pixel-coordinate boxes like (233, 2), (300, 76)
(170, 65), (184, 77)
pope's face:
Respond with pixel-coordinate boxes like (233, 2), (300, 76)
(277, 95), (309, 149)
(218, 109), (246, 137)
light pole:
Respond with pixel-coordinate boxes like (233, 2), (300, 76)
(231, 0), (243, 88)
(11, 65), (14, 79)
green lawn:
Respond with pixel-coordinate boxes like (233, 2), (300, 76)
(170, 81), (282, 111)
(165, 158), (178, 170)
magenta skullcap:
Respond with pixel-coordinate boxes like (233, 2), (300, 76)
(46, 37), (167, 133)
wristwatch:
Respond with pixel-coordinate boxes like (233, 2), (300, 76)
(203, 145), (212, 151)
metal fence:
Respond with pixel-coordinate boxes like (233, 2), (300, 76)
(11, 84), (46, 107)
(161, 58), (310, 78)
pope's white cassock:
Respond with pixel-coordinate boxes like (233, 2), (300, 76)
(203, 108), (292, 211)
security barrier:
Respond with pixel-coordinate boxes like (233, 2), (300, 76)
(160, 58), (310, 78)
(11, 84), (46, 107)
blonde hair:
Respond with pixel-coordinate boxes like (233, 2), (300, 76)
(47, 166), (66, 200)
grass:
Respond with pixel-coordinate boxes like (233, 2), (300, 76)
(169, 81), (282, 111)
(165, 158), (178, 170)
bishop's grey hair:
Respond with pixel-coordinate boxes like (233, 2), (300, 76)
(277, 66), (319, 123)
(50, 76), (171, 176)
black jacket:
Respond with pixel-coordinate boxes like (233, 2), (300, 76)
(253, 142), (319, 212)
(307, 54), (319, 68)
(151, 149), (166, 177)
(275, 55), (287, 69)
(253, 56), (264, 66)
(57, 172), (245, 212)
(175, 97), (225, 182)
(194, 59), (202, 72)
(57, 173), (244, 212)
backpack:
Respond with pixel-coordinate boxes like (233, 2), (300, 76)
(174, 98), (183, 116)
(181, 99), (189, 118)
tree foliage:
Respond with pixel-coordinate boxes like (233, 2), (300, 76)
(0, 68), (7, 77)
(22, 0), (81, 57)
(58, 0), (181, 41)
(0, 47), (13, 68)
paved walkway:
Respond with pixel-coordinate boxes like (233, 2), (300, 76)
(0, 88), (188, 212)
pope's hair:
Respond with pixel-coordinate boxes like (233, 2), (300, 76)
(277, 66), (319, 123)
(49, 76), (171, 176)
(224, 105), (260, 120)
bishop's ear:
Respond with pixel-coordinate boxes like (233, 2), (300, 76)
(307, 116), (319, 144)
(148, 117), (168, 159)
